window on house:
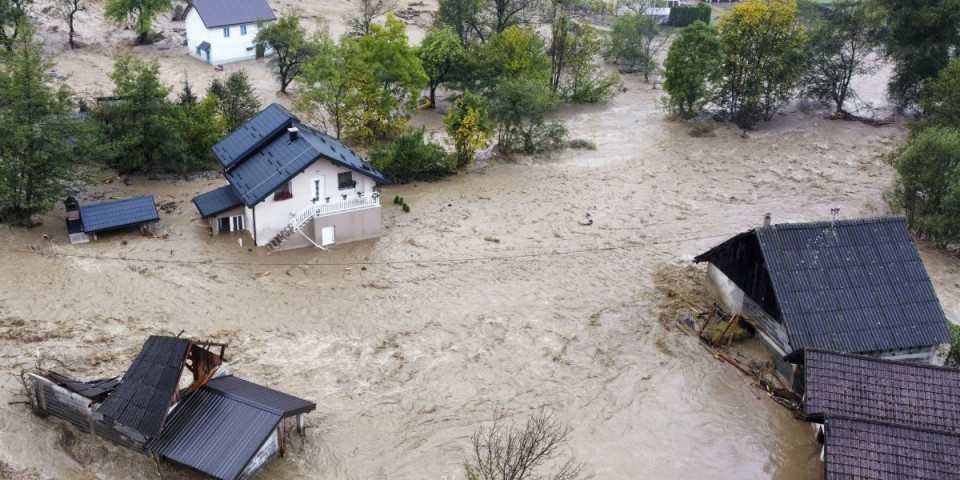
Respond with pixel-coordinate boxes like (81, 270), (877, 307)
(241, 25), (248, 36)
(223, 27), (230, 38)
(338, 172), (356, 190)
(273, 182), (292, 201)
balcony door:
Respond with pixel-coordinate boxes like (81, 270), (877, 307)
(313, 177), (325, 202)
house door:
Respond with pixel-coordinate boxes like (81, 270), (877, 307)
(217, 215), (244, 233)
(321, 226), (335, 246)
(313, 177), (325, 202)
(205, 49), (211, 64)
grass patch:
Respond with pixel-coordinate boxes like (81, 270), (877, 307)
(701, 320), (751, 345)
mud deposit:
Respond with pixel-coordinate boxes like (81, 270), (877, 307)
(2, 3), (960, 479)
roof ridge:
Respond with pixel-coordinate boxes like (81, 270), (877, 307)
(759, 215), (907, 231)
(203, 378), (285, 416)
(801, 348), (960, 375)
(825, 414), (960, 438)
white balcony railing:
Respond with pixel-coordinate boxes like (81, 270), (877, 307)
(287, 193), (380, 231)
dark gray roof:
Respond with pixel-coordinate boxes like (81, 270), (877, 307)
(46, 371), (119, 401)
(209, 103), (390, 209)
(193, 185), (243, 219)
(823, 417), (960, 480)
(205, 375), (316, 416)
(197, 41), (211, 51)
(78, 195), (160, 234)
(695, 216), (953, 354)
(98, 336), (190, 438)
(146, 387), (282, 480)
(212, 103), (295, 170)
(800, 349), (960, 434)
(188, 0), (276, 29)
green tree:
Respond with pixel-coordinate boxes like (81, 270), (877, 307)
(877, 0), (960, 108)
(662, 20), (724, 119)
(717, 0), (807, 128)
(181, 94), (227, 165)
(352, 15), (428, 143)
(0, 0), (30, 51)
(605, 13), (671, 82)
(919, 59), (960, 130)
(947, 323), (960, 367)
(489, 76), (563, 154)
(887, 126), (960, 244)
(95, 55), (193, 173)
(0, 25), (86, 225)
(418, 27), (465, 106)
(801, 0), (882, 114)
(346, 0), (394, 36)
(296, 33), (366, 140)
(370, 127), (455, 183)
(445, 91), (493, 168)
(435, 0), (539, 46)
(255, 13), (318, 94)
(208, 70), (262, 132)
(57, 0), (85, 48)
(558, 21), (620, 102)
(104, 0), (171, 44)
(472, 26), (550, 92)
(435, 0), (483, 46)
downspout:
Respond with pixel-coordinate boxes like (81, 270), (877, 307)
(253, 205), (258, 246)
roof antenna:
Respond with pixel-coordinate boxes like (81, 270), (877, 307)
(830, 206), (840, 235)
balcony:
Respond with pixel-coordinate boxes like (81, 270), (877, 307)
(313, 193), (380, 217)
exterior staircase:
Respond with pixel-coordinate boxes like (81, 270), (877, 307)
(266, 192), (381, 252)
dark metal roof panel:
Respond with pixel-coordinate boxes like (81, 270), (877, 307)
(193, 185), (243, 219)
(146, 388), (281, 480)
(823, 417), (960, 480)
(78, 195), (160, 233)
(97, 336), (190, 438)
(299, 124), (391, 185)
(803, 349), (960, 435)
(205, 375), (316, 417)
(224, 135), (319, 207)
(700, 216), (952, 354)
(212, 103), (297, 170)
(189, 0), (276, 29)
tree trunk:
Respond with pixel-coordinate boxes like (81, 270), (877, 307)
(429, 85), (437, 108)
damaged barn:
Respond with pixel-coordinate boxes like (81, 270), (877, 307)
(25, 335), (315, 480)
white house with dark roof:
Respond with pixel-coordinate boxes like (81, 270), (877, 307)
(184, 0), (276, 65)
(193, 103), (391, 251)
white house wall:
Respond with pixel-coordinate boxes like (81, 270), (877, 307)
(185, 9), (271, 64)
(251, 159), (378, 246)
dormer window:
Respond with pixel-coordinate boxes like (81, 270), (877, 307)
(338, 172), (356, 190)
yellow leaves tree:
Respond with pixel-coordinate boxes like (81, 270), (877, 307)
(445, 91), (493, 169)
(717, 0), (807, 128)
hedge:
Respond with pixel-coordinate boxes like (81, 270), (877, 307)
(668, 2), (711, 27)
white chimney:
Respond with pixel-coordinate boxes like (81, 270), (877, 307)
(763, 213), (771, 227)
(288, 127), (299, 141)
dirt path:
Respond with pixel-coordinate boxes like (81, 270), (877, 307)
(1, 4), (959, 480)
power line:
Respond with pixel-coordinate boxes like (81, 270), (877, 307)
(0, 231), (741, 268)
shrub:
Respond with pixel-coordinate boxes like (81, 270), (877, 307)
(370, 127), (456, 184)
(568, 139), (597, 150)
(947, 323), (960, 367)
(402, 203), (410, 212)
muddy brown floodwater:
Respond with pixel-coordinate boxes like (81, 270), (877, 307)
(3, 11), (960, 479)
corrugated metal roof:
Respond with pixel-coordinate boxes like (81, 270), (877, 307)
(823, 417), (960, 480)
(205, 375), (316, 416)
(146, 387), (281, 480)
(78, 195), (160, 234)
(211, 103), (391, 209)
(801, 349), (960, 434)
(212, 103), (295, 170)
(188, 0), (276, 29)
(695, 216), (953, 354)
(193, 185), (243, 219)
(97, 336), (190, 438)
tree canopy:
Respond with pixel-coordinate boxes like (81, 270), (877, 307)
(255, 14), (319, 94)
(662, 21), (724, 119)
(104, 0), (171, 44)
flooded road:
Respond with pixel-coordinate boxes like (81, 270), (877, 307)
(0, 58), (949, 480)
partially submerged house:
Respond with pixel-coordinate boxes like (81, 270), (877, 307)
(791, 349), (960, 479)
(64, 195), (160, 244)
(193, 103), (391, 251)
(693, 216), (953, 384)
(184, 0), (275, 65)
(27, 335), (315, 479)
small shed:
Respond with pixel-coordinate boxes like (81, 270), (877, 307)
(65, 195), (160, 244)
(792, 349), (960, 480)
(694, 216), (953, 384)
(27, 335), (315, 479)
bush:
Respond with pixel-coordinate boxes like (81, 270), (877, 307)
(402, 203), (410, 212)
(370, 127), (456, 184)
(947, 323), (960, 367)
(669, 2), (711, 27)
(568, 139), (597, 150)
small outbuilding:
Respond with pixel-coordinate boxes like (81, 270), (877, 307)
(792, 349), (960, 480)
(184, 0), (276, 65)
(64, 195), (160, 244)
(694, 216), (953, 385)
(27, 335), (315, 480)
